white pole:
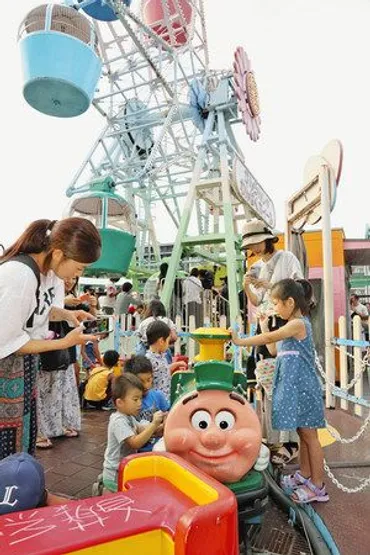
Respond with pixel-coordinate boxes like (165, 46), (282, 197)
(338, 316), (348, 411)
(285, 199), (292, 252)
(320, 164), (335, 408)
(188, 315), (196, 362)
(120, 315), (126, 357)
(236, 315), (243, 370)
(353, 315), (363, 417)
(175, 315), (182, 355)
(368, 316), (370, 389)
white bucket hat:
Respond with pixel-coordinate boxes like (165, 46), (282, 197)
(241, 218), (278, 249)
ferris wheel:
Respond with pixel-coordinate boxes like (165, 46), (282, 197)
(68, 0), (211, 273)
(18, 0), (275, 317)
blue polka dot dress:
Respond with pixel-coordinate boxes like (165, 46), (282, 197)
(272, 318), (325, 431)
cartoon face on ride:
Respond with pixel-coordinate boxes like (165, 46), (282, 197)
(164, 362), (262, 484)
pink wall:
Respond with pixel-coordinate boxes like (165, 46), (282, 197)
(308, 266), (347, 320)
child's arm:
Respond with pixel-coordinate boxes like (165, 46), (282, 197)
(93, 341), (103, 366)
(125, 411), (164, 450)
(231, 319), (304, 348)
(80, 343), (94, 367)
(158, 391), (170, 412)
(260, 316), (277, 356)
(170, 361), (187, 373)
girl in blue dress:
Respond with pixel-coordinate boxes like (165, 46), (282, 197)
(231, 278), (328, 504)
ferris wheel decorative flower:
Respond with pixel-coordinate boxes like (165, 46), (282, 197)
(233, 46), (261, 142)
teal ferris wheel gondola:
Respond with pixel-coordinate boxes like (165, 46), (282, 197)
(67, 178), (136, 276)
(18, 4), (102, 117)
(77, 0), (132, 22)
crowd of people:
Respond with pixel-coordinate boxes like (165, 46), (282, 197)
(74, 261), (239, 331)
(0, 214), (341, 514)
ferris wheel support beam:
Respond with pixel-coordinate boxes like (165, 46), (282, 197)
(137, 200), (161, 266)
(161, 109), (216, 308)
(191, 247), (224, 265)
(224, 119), (244, 160)
(60, 0), (212, 280)
(66, 138), (109, 196)
(217, 108), (239, 322)
(158, 148), (182, 223)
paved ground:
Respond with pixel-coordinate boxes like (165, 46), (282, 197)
(314, 408), (370, 555)
(37, 409), (109, 499)
(36, 406), (370, 555)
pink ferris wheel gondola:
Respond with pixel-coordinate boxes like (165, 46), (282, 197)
(141, 0), (194, 48)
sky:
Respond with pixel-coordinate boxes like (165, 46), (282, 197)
(1, 0), (370, 249)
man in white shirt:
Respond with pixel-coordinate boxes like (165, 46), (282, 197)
(99, 285), (117, 315)
(183, 268), (203, 327)
(350, 294), (369, 337)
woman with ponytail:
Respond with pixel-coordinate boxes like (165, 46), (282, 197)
(0, 218), (101, 459)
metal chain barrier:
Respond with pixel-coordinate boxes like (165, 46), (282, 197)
(324, 460), (370, 494)
(314, 351), (370, 444)
(315, 347), (370, 392)
(325, 413), (370, 444)
(334, 344), (370, 387)
(314, 349), (370, 490)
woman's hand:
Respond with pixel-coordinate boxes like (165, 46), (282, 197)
(50, 307), (95, 326)
(243, 273), (254, 287)
(67, 310), (94, 327)
(252, 278), (270, 290)
(63, 326), (97, 348)
(64, 295), (83, 307)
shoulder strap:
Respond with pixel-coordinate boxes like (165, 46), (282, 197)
(0, 254), (41, 328)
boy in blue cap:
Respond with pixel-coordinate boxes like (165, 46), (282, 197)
(0, 453), (67, 515)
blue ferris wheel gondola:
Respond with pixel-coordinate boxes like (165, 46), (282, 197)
(78, 0), (132, 22)
(18, 4), (102, 118)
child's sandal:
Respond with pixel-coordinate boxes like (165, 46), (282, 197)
(291, 481), (329, 504)
(280, 471), (310, 490)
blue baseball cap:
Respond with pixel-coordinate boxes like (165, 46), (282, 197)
(0, 453), (45, 515)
